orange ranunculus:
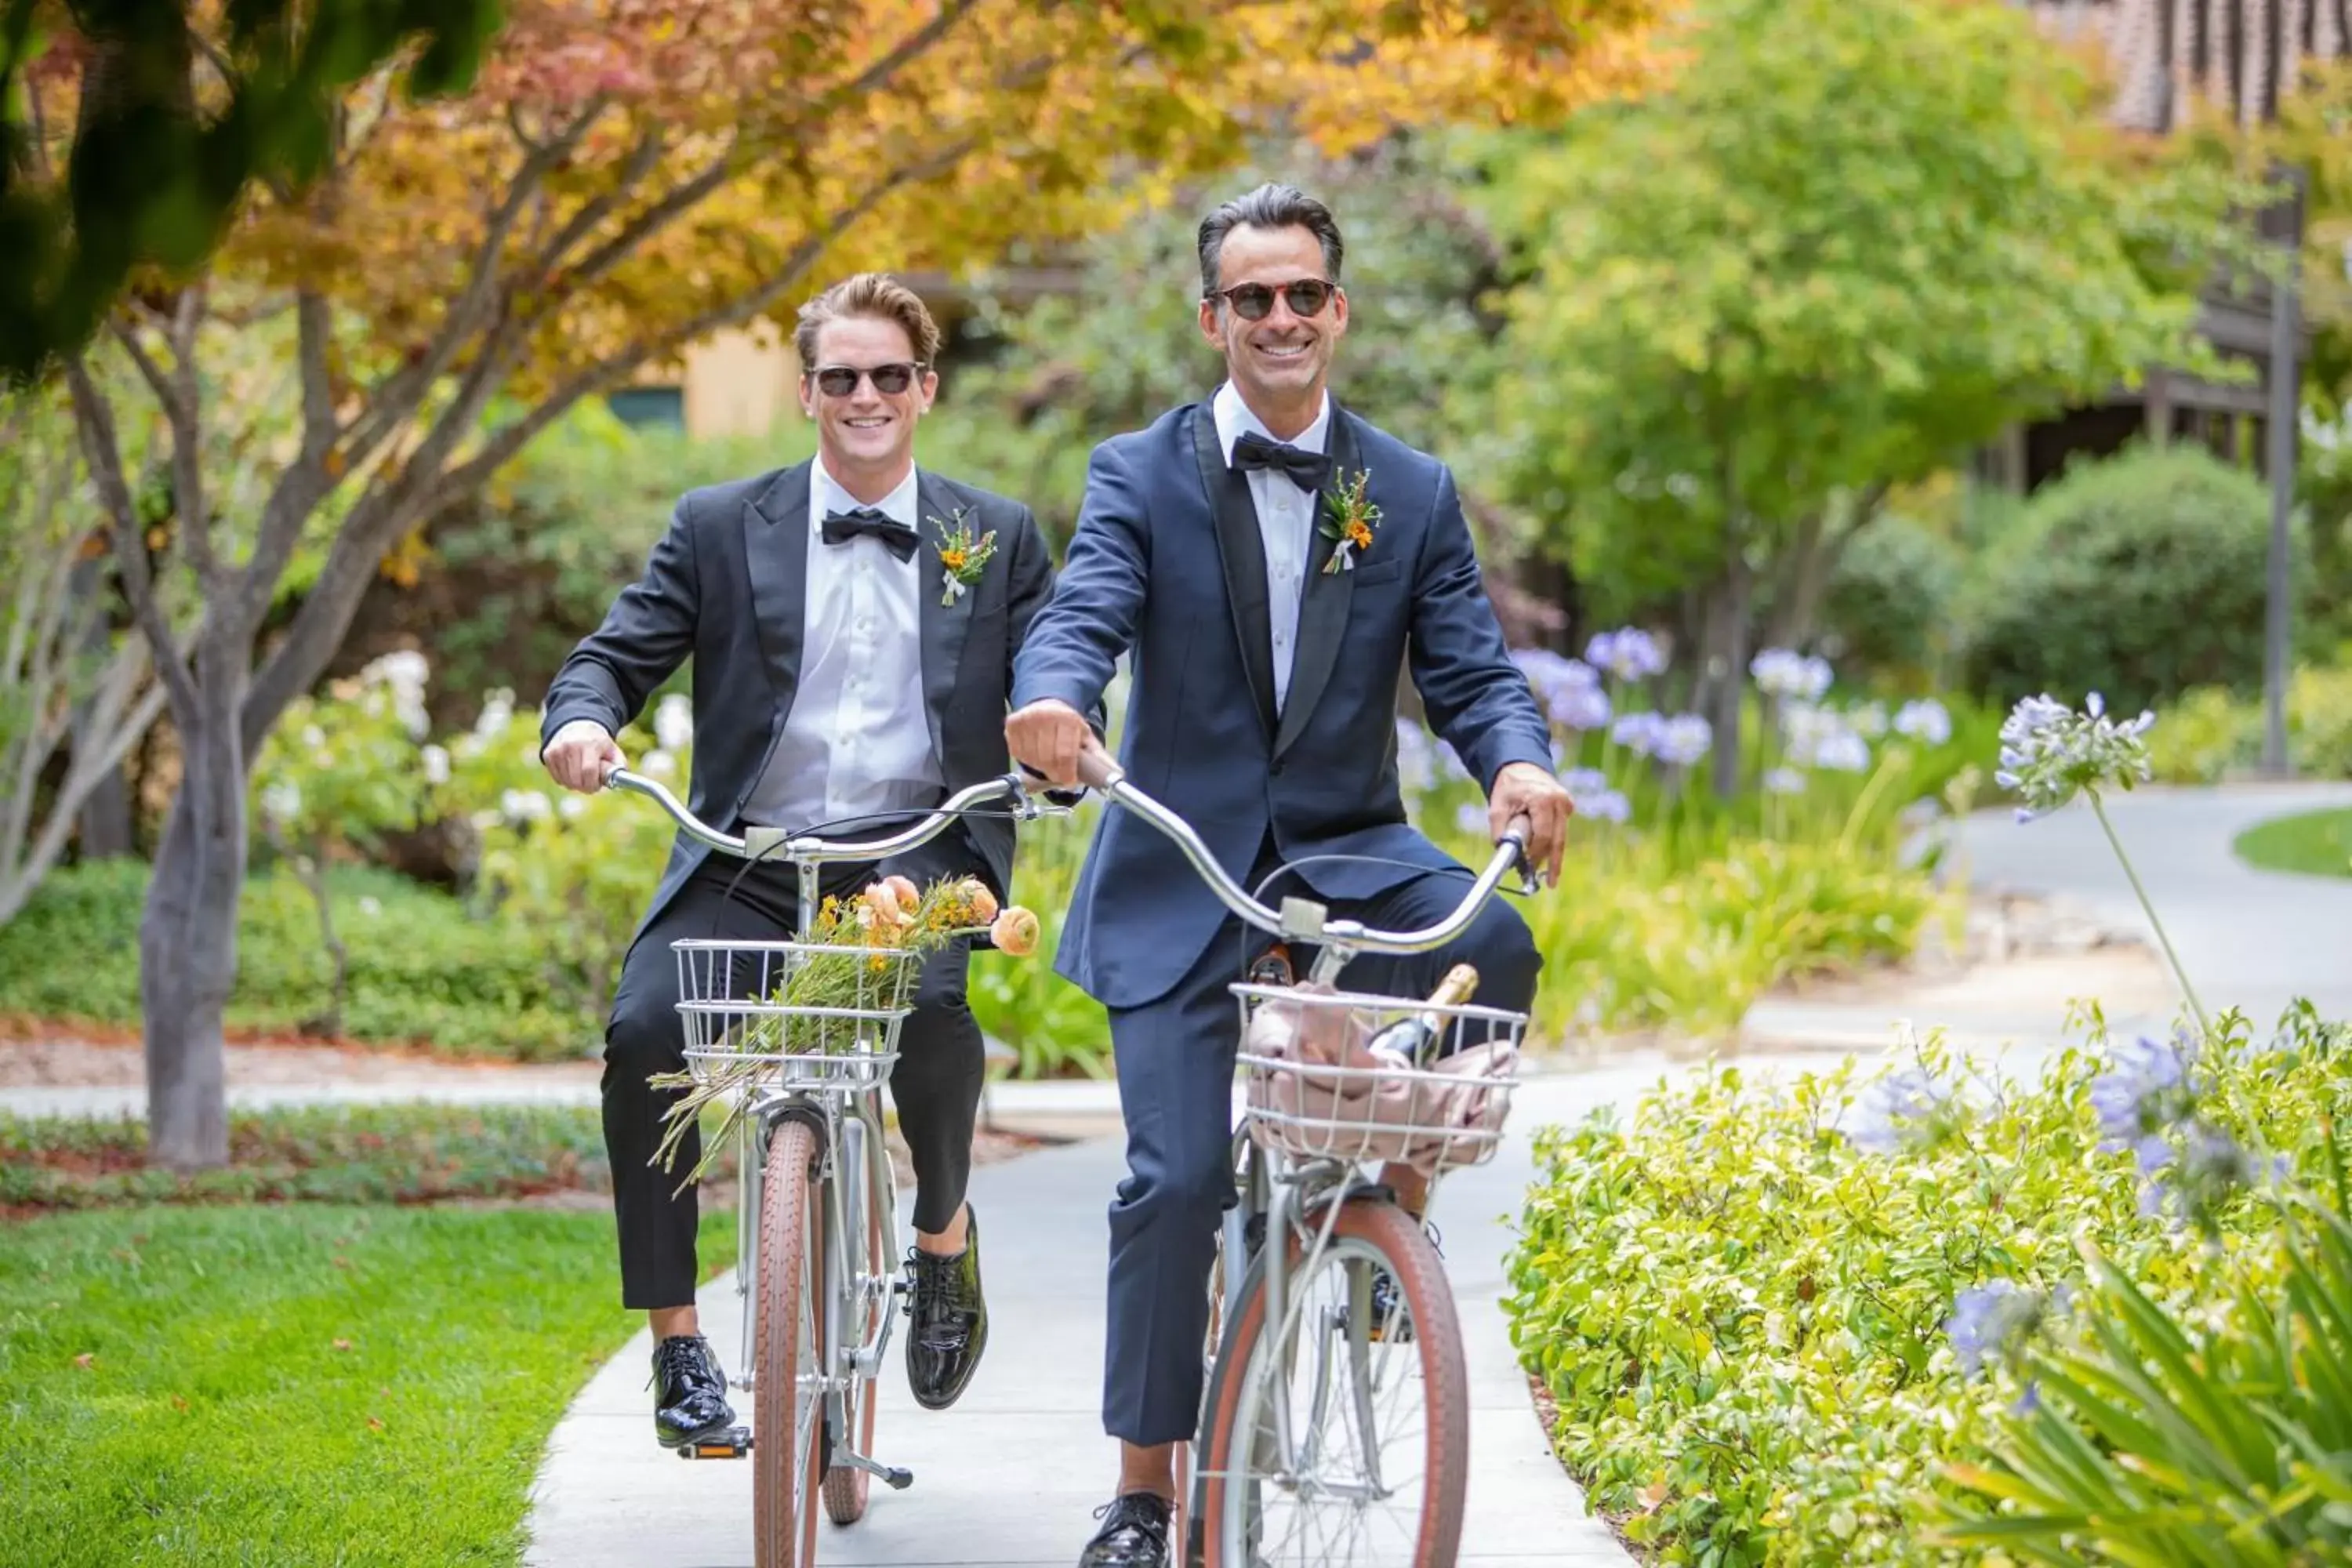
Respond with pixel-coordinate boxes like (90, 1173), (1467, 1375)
(988, 906), (1040, 957)
(958, 878), (999, 924)
(861, 882), (911, 934)
(880, 874), (921, 915)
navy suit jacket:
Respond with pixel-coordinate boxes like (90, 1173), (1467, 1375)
(1011, 400), (1552, 1010)
(542, 461), (1061, 941)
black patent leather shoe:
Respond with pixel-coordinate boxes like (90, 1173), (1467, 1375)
(1076, 1490), (1172, 1568)
(649, 1333), (736, 1448)
(905, 1204), (989, 1410)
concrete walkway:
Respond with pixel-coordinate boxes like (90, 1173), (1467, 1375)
(520, 1062), (1670, 1568)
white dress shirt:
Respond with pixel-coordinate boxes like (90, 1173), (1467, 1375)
(1212, 379), (1330, 713)
(739, 457), (942, 831)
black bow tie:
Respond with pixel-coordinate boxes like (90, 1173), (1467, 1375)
(1232, 429), (1331, 493)
(821, 506), (920, 561)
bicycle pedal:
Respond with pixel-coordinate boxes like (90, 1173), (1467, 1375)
(674, 1425), (752, 1460)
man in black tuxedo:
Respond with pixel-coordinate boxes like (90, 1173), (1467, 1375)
(541, 273), (1061, 1450)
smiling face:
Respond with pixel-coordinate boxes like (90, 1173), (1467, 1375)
(1197, 222), (1348, 434)
(799, 314), (936, 495)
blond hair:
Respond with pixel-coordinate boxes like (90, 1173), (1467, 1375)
(793, 272), (942, 369)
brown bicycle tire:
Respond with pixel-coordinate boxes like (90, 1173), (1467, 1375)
(1197, 1200), (1468, 1568)
(754, 1119), (825, 1568)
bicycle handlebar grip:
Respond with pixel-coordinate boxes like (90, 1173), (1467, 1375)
(1074, 741), (1123, 793)
(1505, 811), (1532, 844)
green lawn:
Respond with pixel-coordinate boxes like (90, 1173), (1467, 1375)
(0, 1203), (737, 1567)
(2233, 806), (2352, 880)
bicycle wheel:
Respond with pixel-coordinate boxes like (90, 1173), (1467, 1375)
(821, 1114), (885, 1526)
(1197, 1200), (1467, 1568)
(754, 1119), (825, 1568)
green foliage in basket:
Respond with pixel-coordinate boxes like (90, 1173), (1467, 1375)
(645, 874), (1037, 1186)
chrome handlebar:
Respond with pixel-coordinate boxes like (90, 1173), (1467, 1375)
(600, 765), (1063, 864)
(1066, 744), (1533, 958)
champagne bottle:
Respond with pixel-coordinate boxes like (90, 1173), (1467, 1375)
(1362, 963), (1479, 1069)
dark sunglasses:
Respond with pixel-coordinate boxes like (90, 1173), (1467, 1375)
(1206, 278), (1337, 321)
(809, 361), (926, 397)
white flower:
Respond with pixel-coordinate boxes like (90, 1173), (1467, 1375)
(301, 724), (325, 749)
(501, 788), (552, 825)
(1813, 731), (1873, 773)
(1849, 701), (1889, 739)
(1894, 699), (1953, 746)
(469, 808), (503, 833)
(364, 649), (430, 692)
(474, 690), (516, 740)
(642, 750), (677, 779)
(358, 896), (383, 917)
(1998, 692), (2154, 821)
(260, 781), (302, 823)
(421, 745), (451, 786)
(654, 692), (694, 753)
(557, 795), (586, 821)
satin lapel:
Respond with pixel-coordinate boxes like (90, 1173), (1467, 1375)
(743, 463), (812, 724)
(913, 470), (976, 766)
(1192, 405), (1276, 739)
(1272, 408), (1362, 760)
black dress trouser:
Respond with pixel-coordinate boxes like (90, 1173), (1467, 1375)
(601, 830), (990, 1310)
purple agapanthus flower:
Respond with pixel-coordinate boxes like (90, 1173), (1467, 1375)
(2088, 1032), (2196, 1152)
(1653, 714), (1712, 768)
(1552, 683), (1613, 731)
(1894, 698), (1953, 746)
(1846, 1066), (1953, 1154)
(1586, 627), (1668, 683)
(1610, 712), (1666, 757)
(1998, 691), (2154, 820)
(1751, 647), (1832, 702)
(1812, 731), (1872, 774)
(1578, 789), (1632, 824)
(1946, 1280), (2041, 1377)
(1454, 800), (1489, 836)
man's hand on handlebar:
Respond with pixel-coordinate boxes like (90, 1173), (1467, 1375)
(1489, 760), (1573, 887)
(1005, 699), (1094, 789)
(543, 718), (625, 794)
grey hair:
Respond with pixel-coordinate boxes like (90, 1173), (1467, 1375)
(1196, 183), (1344, 297)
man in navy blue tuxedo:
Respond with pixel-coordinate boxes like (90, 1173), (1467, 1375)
(1006, 183), (1573, 1567)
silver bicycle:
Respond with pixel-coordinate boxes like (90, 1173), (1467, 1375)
(603, 763), (1062, 1568)
(1064, 744), (1536, 1568)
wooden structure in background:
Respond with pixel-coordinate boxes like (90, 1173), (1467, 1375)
(1979, 0), (2339, 494)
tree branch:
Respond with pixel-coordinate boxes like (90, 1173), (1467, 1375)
(448, 134), (981, 503)
(529, 0), (985, 299)
(65, 358), (199, 721)
(296, 287), (336, 462)
(339, 94), (611, 466)
(528, 125), (668, 278)
(0, 678), (169, 929)
(165, 286), (215, 586)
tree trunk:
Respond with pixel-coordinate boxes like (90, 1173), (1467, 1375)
(142, 655), (248, 1170)
(1708, 551), (1753, 800)
(68, 557), (136, 858)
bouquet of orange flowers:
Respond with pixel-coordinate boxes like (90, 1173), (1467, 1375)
(649, 873), (1038, 1185)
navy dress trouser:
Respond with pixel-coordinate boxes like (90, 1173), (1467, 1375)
(1098, 851), (1541, 1446)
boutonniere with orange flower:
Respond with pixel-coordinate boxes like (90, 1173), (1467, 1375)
(1318, 469), (1381, 574)
(928, 503), (998, 607)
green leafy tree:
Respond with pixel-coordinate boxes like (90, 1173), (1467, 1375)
(1482, 0), (2253, 794)
(0, 0), (502, 382)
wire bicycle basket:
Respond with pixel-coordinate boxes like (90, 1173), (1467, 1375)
(675, 938), (927, 1097)
(1230, 982), (1528, 1177)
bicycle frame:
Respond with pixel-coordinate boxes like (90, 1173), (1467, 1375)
(604, 764), (1061, 1489)
(1060, 742), (1536, 1515)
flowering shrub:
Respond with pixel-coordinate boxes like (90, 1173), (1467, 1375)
(1502, 1010), (2352, 1565)
(2145, 664), (2352, 783)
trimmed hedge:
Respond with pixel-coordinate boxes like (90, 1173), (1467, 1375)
(1504, 1008), (2352, 1565)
